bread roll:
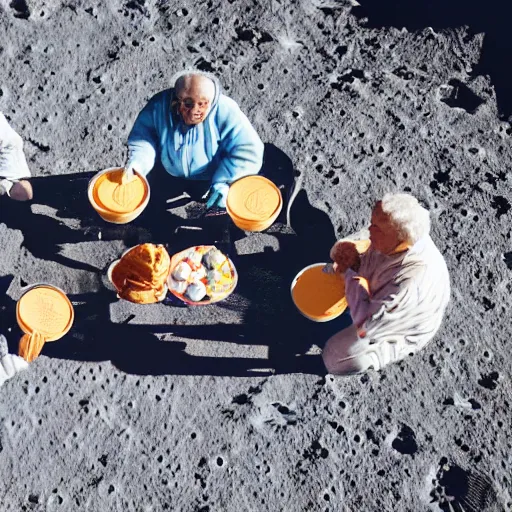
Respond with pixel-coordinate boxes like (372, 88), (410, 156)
(111, 243), (171, 304)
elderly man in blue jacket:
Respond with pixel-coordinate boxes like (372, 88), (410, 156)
(124, 71), (264, 209)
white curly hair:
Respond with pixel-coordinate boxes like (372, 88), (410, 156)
(172, 70), (219, 101)
(380, 193), (430, 244)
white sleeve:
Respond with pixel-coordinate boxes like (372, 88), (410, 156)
(0, 113), (31, 179)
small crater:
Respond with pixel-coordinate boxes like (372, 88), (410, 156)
(503, 252), (512, 270)
(482, 297), (495, 311)
(10, 0), (30, 19)
(393, 66), (414, 80)
(89, 475), (103, 487)
(232, 393), (249, 405)
(439, 79), (484, 114)
(125, 0), (148, 15)
(235, 27), (273, 46)
(195, 58), (215, 72)
(433, 169), (451, 184)
(478, 371), (499, 390)
(331, 69), (366, 89)
(490, 196), (511, 218)
(334, 45), (347, 58)
(392, 425), (418, 455)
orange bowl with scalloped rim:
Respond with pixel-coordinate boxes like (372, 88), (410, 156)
(226, 175), (282, 232)
(88, 167), (150, 224)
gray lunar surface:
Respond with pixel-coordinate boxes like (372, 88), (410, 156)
(1, 1), (511, 511)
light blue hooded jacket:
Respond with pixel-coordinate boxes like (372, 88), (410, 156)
(126, 78), (264, 187)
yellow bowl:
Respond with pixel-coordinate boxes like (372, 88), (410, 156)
(291, 263), (347, 322)
(88, 167), (150, 224)
(226, 175), (282, 232)
(16, 285), (74, 341)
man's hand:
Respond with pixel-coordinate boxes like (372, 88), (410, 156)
(330, 241), (361, 273)
(206, 182), (229, 209)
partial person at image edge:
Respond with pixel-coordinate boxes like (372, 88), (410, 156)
(124, 71), (264, 209)
(0, 112), (33, 201)
(323, 193), (451, 375)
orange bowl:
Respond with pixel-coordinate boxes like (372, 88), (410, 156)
(88, 167), (150, 224)
(291, 263), (347, 322)
(226, 175), (282, 232)
(16, 285), (74, 341)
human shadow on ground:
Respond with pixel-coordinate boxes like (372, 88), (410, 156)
(1, 144), (350, 376)
(0, 170), (155, 273)
(352, 0), (512, 119)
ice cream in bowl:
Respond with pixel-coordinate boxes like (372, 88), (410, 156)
(291, 264), (347, 322)
(88, 167), (150, 224)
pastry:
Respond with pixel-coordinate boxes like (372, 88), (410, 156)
(111, 243), (171, 304)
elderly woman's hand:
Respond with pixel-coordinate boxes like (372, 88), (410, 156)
(330, 241), (361, 273)
(206, 182), (229, 209)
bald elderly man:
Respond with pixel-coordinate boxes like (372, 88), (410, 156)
(124, 71), (264, 209)
(0, 113), (33, 201)
(322, 193), (450, 375)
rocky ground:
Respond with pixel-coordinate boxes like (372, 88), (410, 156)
(0, 0), (511, 511)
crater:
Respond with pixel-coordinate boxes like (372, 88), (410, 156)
(392, 425), (418, 455)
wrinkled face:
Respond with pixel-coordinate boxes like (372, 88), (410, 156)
(369, 201), (402, 254)
(178, 94), (211, 125)
(176, 76), (214, 125)
(175, 74), (215, 125)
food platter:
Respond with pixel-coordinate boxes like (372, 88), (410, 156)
(167, 245), (238, 305)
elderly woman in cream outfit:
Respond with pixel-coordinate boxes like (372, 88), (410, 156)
(0, 113), (33, 201)
(322, 193), (450, 375)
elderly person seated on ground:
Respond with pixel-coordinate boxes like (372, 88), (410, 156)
(322, 193), (450, 375)
(0, 334), (28, 389)
(124, 71), (264, 209)
(0, 113), (33, 201)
